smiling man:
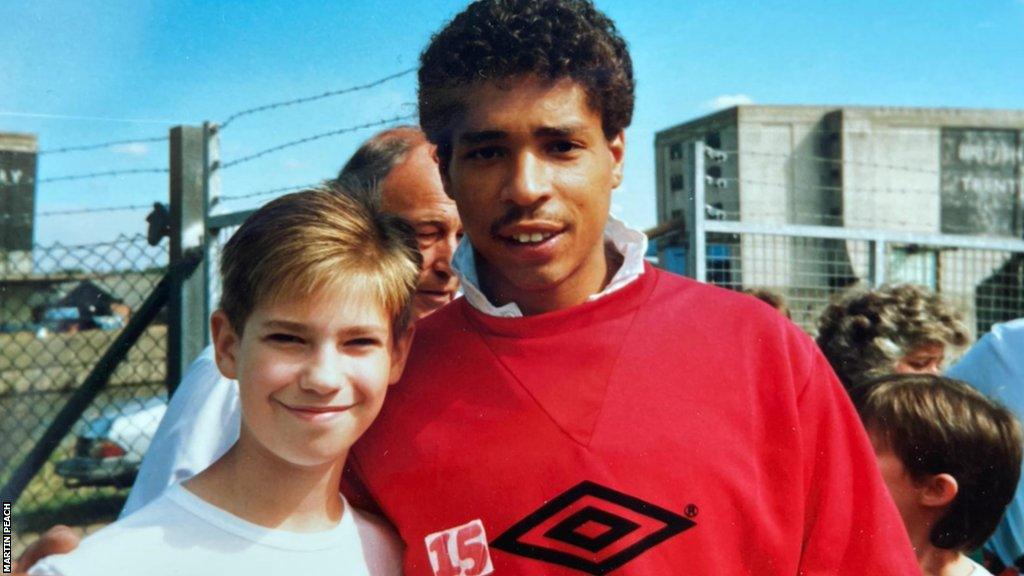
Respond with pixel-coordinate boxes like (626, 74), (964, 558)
(449, 77), (625, 315)
(344, 1), (921, 574)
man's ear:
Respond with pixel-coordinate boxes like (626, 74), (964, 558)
(388, 324), (416, 385)
(210, 310), (241, 380)
(608, 130), (626, 190)
(919, 473), (959, 509)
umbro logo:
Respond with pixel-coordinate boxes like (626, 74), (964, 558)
(490, 480), (696, 575)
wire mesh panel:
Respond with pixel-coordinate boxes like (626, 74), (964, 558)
(704, 233), (868, 332)
(930, 248), (1024, 336)
(701, 229), (1024, 338)
(0, 234), (167, 553)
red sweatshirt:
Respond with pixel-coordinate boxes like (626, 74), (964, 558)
(347, 264), (920, 575)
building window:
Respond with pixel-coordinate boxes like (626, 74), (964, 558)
(669, 143), (683, 160)
(670, 174), (684, 192)
(705, 131), (722, 149)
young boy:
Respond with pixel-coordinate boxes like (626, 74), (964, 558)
(29, 186), (420, 575)
(853, 374), (1023, 576)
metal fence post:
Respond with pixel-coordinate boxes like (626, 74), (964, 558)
(168, 125), (207, 396)
(686, 141), (708, 282)
(202, 122), (221, 346)
(868, 237), (887, 287)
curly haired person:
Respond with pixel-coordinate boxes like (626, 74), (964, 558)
(817, 283), (970, 390)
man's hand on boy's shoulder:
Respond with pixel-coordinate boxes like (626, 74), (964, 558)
(12, 524), (81, 574)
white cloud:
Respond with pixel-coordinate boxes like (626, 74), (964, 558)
(283, 159), (307, 170)
(702, 94), (754, 111)
(112, 143), (150, 157)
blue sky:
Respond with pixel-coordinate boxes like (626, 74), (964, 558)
(2, 0), (1023, 246)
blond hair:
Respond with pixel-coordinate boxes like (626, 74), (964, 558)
(219, 184), (421, 335)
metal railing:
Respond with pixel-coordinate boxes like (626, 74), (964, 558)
(651, 142), (1024, 337)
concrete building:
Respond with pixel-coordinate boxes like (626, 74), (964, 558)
(654, 106), (1024, 333)
(1, 132), (38, 276)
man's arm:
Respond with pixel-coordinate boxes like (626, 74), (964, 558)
(796, 350), (921, 574)
(120, 345), (240, 518)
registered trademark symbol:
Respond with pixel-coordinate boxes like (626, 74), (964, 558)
(684, 504), (699, 518)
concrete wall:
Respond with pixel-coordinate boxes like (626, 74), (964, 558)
(654, 105), (1024, 332)
(0, 132), (38, 275)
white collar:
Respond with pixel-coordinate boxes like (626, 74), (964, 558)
(452, 215), (649, 318)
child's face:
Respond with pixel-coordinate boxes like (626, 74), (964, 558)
(211, 284), (413, 468)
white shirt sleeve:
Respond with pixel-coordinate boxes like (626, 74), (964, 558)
(119, 345), (241, 518)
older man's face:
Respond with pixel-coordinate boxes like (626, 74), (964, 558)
(381, 142), (462, 320)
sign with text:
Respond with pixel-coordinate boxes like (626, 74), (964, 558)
(0, 147), (37, 252)
(941, 128), (1022, 237)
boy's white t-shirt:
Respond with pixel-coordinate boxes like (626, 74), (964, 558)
(29, 484), (402, 576)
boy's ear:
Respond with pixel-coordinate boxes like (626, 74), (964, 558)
(210, 310), (241, 380)
(918, 473), (958, 509)
(388, 324), (416, 385)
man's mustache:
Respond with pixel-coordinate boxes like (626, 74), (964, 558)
(488, 207), (567, 236)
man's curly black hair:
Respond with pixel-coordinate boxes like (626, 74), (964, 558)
(418, 0), (634, 160)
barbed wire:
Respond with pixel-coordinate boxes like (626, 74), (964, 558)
(217, 182), (327, 203)
(658, 124), (1006, 140)
(219, 68), (416, 130)
(726, 150), (943, 176)
(220, 113), (416, 170)
(0, 204), (155, 223)
(38, 167), (169, 184)
(720, 177), (942, 196)
(41, 204), (155, 217)
(39, 136), (168, 156)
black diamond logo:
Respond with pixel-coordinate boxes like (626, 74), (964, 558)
(490, 481), (696, 575)
(545, 506), (641, 553)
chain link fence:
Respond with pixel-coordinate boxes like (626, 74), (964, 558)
(698, 229), (1024, 338)
(1, 234), (167, 553)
